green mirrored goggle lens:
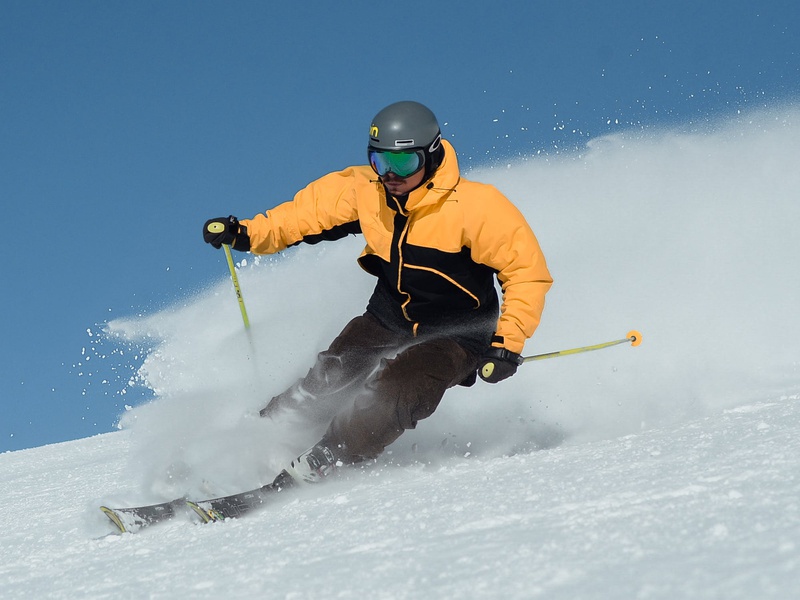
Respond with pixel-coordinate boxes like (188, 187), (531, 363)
(368, 150), (424, 177)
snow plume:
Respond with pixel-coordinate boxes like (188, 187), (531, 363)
(106, 244), (374, 500)
(107, 106), (800, 501)
(477, 106), (800, 443)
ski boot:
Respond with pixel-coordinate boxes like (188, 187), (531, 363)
(280, 443), (342, 485)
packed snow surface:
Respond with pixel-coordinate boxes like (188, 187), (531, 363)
(2, 107), (799, 598)
(1, 399), (799, 598)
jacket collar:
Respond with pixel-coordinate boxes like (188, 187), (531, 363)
(388, 139), (460, 213)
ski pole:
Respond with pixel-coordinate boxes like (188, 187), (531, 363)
(222, 243), (251, 330)
(522, 330), (642, 363)
(205, 229), (262, 387)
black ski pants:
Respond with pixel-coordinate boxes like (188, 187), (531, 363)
(261, 312), (479, 462)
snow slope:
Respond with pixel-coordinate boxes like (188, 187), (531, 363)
(1, 397), (798, 598)
(2, 107), (799, 598)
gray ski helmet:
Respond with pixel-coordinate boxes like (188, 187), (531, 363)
(368, 101), (444, 177)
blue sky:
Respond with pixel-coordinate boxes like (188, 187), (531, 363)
(2, 1), (798, 452)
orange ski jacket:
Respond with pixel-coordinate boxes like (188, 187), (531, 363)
(240, 140), (552, 355)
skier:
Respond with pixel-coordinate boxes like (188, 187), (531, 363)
(203, 101), (552, 487)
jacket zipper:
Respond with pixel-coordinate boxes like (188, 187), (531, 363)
(389, 196), (419, 335)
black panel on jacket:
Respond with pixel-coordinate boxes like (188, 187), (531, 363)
(293, 220), (363, 246)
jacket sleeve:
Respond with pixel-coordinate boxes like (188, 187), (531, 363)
(466, 186), (552, 354)
(239, 168), (362, 254)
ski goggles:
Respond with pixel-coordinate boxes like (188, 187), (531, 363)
(368, 149), (425, 177)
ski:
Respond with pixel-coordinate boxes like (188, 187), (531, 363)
(100, 498), (189, 534)
(100, 472), (296, 533)
(187, 482), (281, 523)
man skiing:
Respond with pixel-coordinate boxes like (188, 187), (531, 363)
(203, 101), (552, 488)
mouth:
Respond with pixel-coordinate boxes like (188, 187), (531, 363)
(384, 182), (406, 193)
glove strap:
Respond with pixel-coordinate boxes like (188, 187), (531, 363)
(487, 347), (523, 366)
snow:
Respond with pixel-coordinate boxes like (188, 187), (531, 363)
(2, 107), (800, 598)
(2, 399), (799, 598)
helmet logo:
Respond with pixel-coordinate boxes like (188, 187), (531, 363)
(370, 125), (379, 138)
(428, 134), (442, 153)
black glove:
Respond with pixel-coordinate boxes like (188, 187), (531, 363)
(203, 215), (251, 250)
(478, 347), (523, 383)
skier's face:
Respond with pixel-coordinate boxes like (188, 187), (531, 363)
(380, 168), (426, 197)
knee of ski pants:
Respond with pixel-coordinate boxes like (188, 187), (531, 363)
(261, 314), (403, 418)
(368, 338), (477, 429)
(304, 314), (405, 392)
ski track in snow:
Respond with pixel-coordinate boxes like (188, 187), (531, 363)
(3, 107), (800, 598)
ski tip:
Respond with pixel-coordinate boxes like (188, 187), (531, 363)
(99, 506), (127, 534)
(627, 330), (643, 347)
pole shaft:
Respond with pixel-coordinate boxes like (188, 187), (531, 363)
(223, 244), (250, 330)
(522, 335), (636, 363)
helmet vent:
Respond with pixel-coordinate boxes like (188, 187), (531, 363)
(394, 139), (416, 147)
